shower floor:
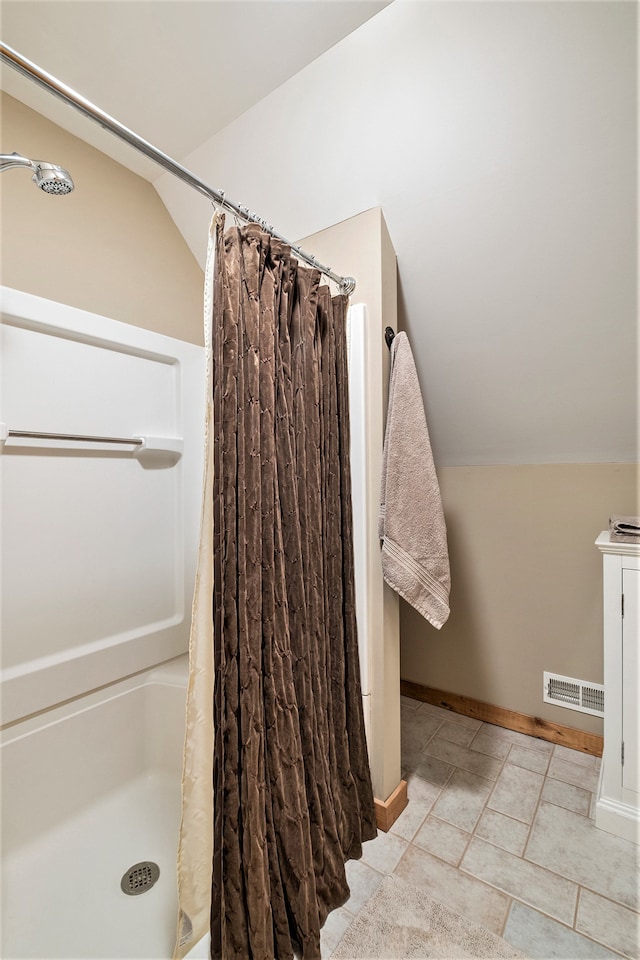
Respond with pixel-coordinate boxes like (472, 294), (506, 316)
(2, 770), (209, 959)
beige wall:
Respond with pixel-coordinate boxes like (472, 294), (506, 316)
(0, 93), (203, 344)
(401, 463), (638, 734)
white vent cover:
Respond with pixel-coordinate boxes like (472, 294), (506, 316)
(543, 672), (604, 717)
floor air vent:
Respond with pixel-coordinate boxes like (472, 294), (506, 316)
(543, 672), (604, 717)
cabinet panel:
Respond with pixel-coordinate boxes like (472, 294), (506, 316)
(622, 567), (639, 794)
(595, 531), (639, 843)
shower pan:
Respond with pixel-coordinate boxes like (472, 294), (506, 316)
(1, 659), (209, 959)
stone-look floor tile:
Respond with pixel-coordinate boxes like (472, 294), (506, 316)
(399, 713), (637, 960)
(432, 768), (493, 833)
(401, 748), (421, 777)
(412, 701), (454, 723)
(401, 753), (416, 779)
(406, 752), (456, 788)
(434, 719), (477, 747)
(404, 772), (444, 806)
(469, 731), (512, 761)
(388, 795), (433, 842)
(417, 702), (482, 731)
(541, 776), (591, 816)
(479, 722), (554, 754)
(401, 712), (442, 754)
(361, 829), (408, 875)
(412, 815), (471, 866)
(547, 755), (600, 793)
(488, 763), (544, 824)
(388, 776), (443, 841)
(576, 888), (640, 959)
(320, 907), (354, 958)
(503, 901), (620, 959)
(343, 858), (384, 915)
(507, 744), (550, 775)
(461, 836), (578, 925)
(525, 801), (640, 911)
(442, 711), (483, 732)
(400, 695), (420, 711)
(474, 808), (530, 856)
(423, 736), (504, 781)
(553, 743), (598, 769)
(394, 845), (510, 934)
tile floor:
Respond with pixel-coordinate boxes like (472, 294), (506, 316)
(320, 697), (639, 959)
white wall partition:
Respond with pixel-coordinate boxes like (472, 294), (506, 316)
(300, 209), (401, 805)
(347, 303), (370, 736)
(0, 287), (205, 724)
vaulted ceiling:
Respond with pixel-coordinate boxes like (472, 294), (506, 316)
(1, 1), (390, 179)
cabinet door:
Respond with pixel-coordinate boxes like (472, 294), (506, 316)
(622, 567), (639, 794)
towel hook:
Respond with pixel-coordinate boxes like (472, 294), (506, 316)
(384, 327), (396, 350)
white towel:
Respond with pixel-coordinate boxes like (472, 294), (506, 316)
(379, 332), (450, 629)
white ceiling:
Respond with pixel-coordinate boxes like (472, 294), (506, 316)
(1, 0), (390, 180)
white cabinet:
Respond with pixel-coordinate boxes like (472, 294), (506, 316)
(595, 531), (640, 844)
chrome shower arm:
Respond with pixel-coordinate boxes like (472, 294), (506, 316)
(0, 152), (36, 172)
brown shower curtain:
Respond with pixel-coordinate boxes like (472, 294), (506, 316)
(210, 220), (376, 960)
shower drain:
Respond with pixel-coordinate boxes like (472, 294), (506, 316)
(120, 861), (160, 896)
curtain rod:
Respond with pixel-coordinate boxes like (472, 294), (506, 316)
(0, 42), (356, 295)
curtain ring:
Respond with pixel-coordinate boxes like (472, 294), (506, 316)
(212, 190), (225, 220)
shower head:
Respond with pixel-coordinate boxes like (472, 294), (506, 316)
(0, 152), (74, 195)
(31, 161), (74, 195)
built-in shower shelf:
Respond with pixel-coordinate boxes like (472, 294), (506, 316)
(0, 424), (183, 465)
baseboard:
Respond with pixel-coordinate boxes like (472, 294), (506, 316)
(374, 779), (408, 832)
(400, 679), (603, 757)
(596, 793), (640, 844)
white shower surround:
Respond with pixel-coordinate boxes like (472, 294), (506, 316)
(0, 287), (374, 956)
(0, 289), (208, 955)
(0, 287), (206, 724)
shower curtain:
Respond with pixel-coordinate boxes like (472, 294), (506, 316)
(177, 216), (376, 960)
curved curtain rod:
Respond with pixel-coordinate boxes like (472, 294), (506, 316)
(0, 42), (356, 296)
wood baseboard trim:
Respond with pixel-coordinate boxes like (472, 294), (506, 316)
(374, 779), (408, 832)
(400, 679), (603, 757)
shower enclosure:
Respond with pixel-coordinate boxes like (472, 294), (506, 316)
(0, 39), (401, 960)
(0, 277), (386, 959)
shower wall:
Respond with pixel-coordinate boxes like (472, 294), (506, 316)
(0, 287), (205, 724)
